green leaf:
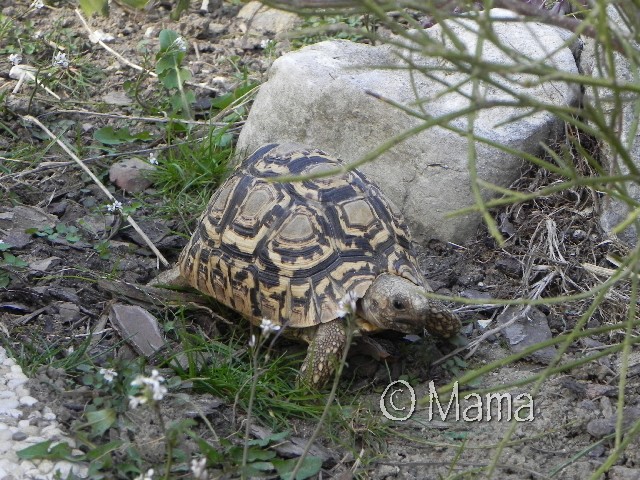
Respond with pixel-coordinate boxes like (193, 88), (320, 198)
(79, 0), (109, 16)
(169, 89), (195, 112)
(85, 440), (124, 462)
(158, 29), (181, 52)
(3, 253), (28, 267)
(16, 440), (54, 460)
(272, 456), (323, 480)
(17, 440), (75, 461)
(248, 430), (289, 447)
(86, 408), (117, 437)
(229, 446), (276, 463)
(194, 438), (224, 464)
(94, 127), (153, 145)
(170, 0), (190, 20)
(159, 66), (191, 90)
(0, 242), (11, 251)
(66, 233), (81, 243)
(0, 274), (9, 288)
(251, 461), (275, 471)
(210, 83), (257, 110)
(120, 0), (150, 8)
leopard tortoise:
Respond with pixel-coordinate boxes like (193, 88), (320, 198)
(178, 143), (461, 387)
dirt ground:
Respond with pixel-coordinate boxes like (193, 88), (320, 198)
(1, 1), (640, 479)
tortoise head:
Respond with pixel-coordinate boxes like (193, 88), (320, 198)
(361, 274), (461, 338)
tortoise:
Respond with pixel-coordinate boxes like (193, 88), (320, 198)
(178, 143), (461, 387)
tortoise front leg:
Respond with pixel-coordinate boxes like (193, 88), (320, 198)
(299, 320), (347, 388)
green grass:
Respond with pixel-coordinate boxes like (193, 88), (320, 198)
(150, 126), (234, 227)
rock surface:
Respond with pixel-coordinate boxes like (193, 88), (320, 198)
(580, 6), (640, 245)
(237, 1), (301, 35)
(496, 306), (557, 364)
(237, 9), (580, 243)
(108, 157), (155, 193)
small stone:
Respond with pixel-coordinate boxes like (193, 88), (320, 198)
(12, 431), (27, 441)
(40, 425), (62, 438)
(102, 91), (133, 106)
(608, 466), (640, 480)
(497, 306), (557, 364)
(23, 436), (47, 445)
(109, 157), (156, 193)
(52, 461), (76, 478)
(14, 386), (30, 398)
(0, 429), (12, 441)
(43, 411), (56, 421)
(37, 459), (54, 474)
(57, 302), (81, 324)
(572, 229), (587, 240)
(7, 377), (28, 389)
(19, 396), (38, 407)
(0, 398), (19, 413)
(29, 256), (61, 272)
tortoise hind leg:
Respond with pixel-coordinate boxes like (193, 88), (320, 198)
(299, 320), (347, 388)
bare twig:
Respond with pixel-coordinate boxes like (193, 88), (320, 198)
(22, 115), (170, 267)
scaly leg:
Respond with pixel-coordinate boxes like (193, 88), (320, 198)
(299, 320), (347, 388)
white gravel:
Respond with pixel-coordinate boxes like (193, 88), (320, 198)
(0, 347), (88, 479)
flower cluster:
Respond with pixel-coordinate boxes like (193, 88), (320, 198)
(9, 54), (22, 66)
(133, 468), (154, 480)
(129, 369), (168, 409)
(173, 36), (188, 53)
(52, 52), (69, 69)
(99, 367), (118, 383)
(337, 291), (358, 318)
(191, 457), (207, 479)
(260, 317), (281, 337)
(106, 200), (123, 213)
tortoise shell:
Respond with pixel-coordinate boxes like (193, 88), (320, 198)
(178, 143), (426, 329)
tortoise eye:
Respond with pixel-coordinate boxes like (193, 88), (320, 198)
(392, 299), (405, 310)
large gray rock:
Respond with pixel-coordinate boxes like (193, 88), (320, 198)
(580, 6), (640, 245)
(237, 9), (580, 244)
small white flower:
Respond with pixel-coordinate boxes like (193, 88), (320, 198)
(148, 152), (158, 165)
(99, 368), (118, 383)
(336, 291), (358, 318)
(173, 36), (188, 52)
(52, 52), (69, 69)
(9, 54), (22, 66)
(33, 30), (43, 39)
(128, 395), (146, 409)
(89, 29), (115, 44)
(248, 334), (256, 348)
(30, 0), (44, 9)
(129, 369), (168, 408)
(260, 317), (281, 336)
(106, 200), (123, 213)
(133, 468), (154, 480)
(191, 457), (207, 480)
